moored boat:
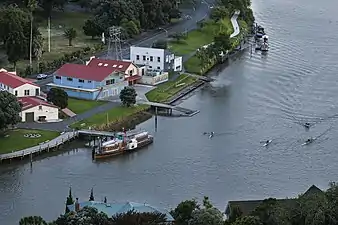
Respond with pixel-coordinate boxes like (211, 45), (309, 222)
(94, 131), (154, 159)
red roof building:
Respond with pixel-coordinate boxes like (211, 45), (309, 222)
(0, 71), (39, 89)
(54, 64), (120, 82)
(18, 96), (57, 111)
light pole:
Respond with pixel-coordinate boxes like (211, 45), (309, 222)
(159, 27), (168, 37)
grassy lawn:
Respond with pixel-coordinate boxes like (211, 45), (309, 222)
(70, 104), (150, 129)
(145, 74), (197, 102)
(1, 10), (99, 72)
(67, 98), (107, 114)
(169, 18), (233, 55)
(184, 55), (202, 74)
(0, 129), (60, 154)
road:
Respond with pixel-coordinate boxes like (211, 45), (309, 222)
(35, 0), (215, 87)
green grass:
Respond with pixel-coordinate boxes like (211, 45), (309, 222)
(145, 74), (197, 102)
(0, 129), (60, 154)
(169, 18), (233, 55)
(70, 104), (150, 129)
(2, 10), (98, 72)
(67, 98), (107, 114)
(184, 55), (203, 74)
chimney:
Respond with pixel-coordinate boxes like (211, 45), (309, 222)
(75, 198), (80, 212)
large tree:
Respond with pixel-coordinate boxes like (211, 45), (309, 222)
(119, 87), (137, 107)
(0, 91), (22, 130)
(19, 216), (47, 225)
(83, 19), (103, 39)
(64, 28), (77, 46)
(47, 88), (68, 109)
(170, 199), (199, 225)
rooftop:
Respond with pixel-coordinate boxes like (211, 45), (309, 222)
(225, 185), (323, 216)
(55, 64), (118, 82)
(87, 58), (133, 72)
(0, 71), (39, 89)
(18, 96), (58, 111)
(67, 201), (174, 221)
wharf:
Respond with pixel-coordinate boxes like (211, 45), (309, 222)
(0, 131), (78, 163)
(78, 129), (141, 138)
(142, 101), (200, 117)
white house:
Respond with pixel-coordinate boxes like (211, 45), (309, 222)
(18, 97), (59, 122)
(130, 46), (182, 72)
(0, 70), (40, 97)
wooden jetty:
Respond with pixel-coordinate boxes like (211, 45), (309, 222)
(0, 131), (78, 163)
(142, 101), (200, 117)
(78, 129), (141, 138)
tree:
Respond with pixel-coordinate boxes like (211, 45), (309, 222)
(104, 197), (107, 203)
(171, 199), (199, 225)
(26, 0), (38, 68)
(54, 207), (110, 225)
(83, 19), (103, 39)
(232, 216), (262, 225)
(119, 87), (137, 107)
(6, 30), (26, 71)
(152, 39), (168, 49)
(64, 28), (77, 46)
(202, 196), (213, 209)
(214, 32), (231, 54)
(19, 216), (47, 225)
(39, 0), (67, 18)
(228, 205), (242, 223)
(111, 210), (167, 225)
(171, 32), (184, 42)
(65, 187), (74, 214)
(47, 88), (68, 109)
(188, 207), (223, 225)
(89, 188), (95, 201)
(0, 91), (22, 131)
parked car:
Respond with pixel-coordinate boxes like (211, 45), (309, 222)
(37, 74), (48, 79)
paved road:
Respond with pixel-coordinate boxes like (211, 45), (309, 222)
(230, 10), (241, 38)
(35, 0), (215, 87)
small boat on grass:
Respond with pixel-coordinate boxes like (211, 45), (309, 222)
(94, 131), (154, 159)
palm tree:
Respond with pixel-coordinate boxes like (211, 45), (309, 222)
(64, 28), (77, 46)
(26, 0), (37, 68)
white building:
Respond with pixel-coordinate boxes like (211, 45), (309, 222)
(0, 70), (40, 97)
(130, 46), (182, 72)
(18, 97), (59, 122)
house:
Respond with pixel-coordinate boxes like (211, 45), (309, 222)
(0, 70), (40, 97)
(67, 200), (174, 222)
(18, 96), (59, 122)
(224, 185), (323, 218)
(47, 63), (128, 100)
(130, 46), (182, 72)
(86, 57), (141, 86)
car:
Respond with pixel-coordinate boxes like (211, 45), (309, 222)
(37, 74), (48, 79)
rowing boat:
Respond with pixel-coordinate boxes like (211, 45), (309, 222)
(263, 140), (272, 146)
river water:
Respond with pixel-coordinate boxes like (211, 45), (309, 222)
(2, 0), (338, 223)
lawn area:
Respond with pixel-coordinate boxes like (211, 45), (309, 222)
(67, 98), (107, 114)
(169, 18), (233, 55)
(70, 104), (150, 129)
(0, 129), (60, 154)
(145, 74), (197, 102)
(183, 55), (202, 74)
(1, 10), (99, 72)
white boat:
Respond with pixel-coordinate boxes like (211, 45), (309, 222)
(263, 140), (272, 146)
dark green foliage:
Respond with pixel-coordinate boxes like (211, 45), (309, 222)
(232, 216), (262, 225)
(65, 187), (74, 214)
(47, 88), (68, 109)
(170, 199), (199, 225)
(111, 210), (167, 225)
(89, 188), (94, 201)
(19, 216), (47, 225)
(119, 87), (137, 107)
(152, 40), (168, 49)
(0, 91), (22, 130)
(64, 28), (77, 46)
(83, 19), (103, 39)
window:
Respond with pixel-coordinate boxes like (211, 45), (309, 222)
(55, 76), (61, 80)
(157, 57), (161, 62)
(136, 55), (140, 60)
(142, 69), (145, 76)
(39, 105), (42, 110)
(67, 77), (73, 81)
(35, 88), (39, 96)
(24, 90), (30, 96)
(79, 79), (84, 83)
(129, 69), (133, 75)
(88, 80), (92, 83)
(14, 90), (18, 96)
(150, 56), (153, 62)
(157, 66), (160, 70)
(105, 79), (115, 85)
(143, 55), (146, 61)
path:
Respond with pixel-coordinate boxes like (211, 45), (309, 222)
(0, 131), (78, 160)
(230, 10), (241, 38)
(62, 108), (76, 117)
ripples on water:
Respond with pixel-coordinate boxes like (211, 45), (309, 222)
(3, 0), (338, 224)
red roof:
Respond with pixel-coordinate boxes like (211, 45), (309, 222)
(0, 72), (39, 88)
(55, 64), (117, 82)
(18, 96), (58, 111)
(87, 58), (132, 72)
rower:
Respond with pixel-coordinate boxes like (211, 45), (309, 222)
(266, 140), (270, 144)
(306, 138), (313, 143)
(304, 122), (310, 129)
(209, 132), (214, 139)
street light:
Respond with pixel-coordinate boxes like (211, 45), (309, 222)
(158, 27), (168, 37)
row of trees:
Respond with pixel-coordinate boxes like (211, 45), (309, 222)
(19, 183), (338, 225)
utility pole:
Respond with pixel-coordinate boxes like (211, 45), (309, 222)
(48, 17), (51, 52)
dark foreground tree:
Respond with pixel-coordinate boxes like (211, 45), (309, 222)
(65, 187), (74, 214)
(47, 88), (68, 109)
(111, 210), (167, 225)
(83, 19), (103, 39)
(0, 91), (22, 130)
(19, 216), (47, 225)
(64, 28), (77, 46)
(89, 188), (95, 201)
(170, 199), (199, 225)
(119, 87), (137, 107)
